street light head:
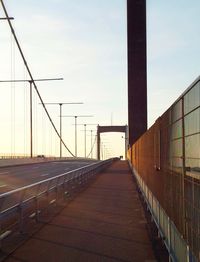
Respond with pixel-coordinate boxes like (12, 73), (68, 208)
(62, 115), (94, 118)
(0, 17), (14, 20)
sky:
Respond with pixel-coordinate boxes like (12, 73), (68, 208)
(0, 0), (200, 158)
(147, 1), (200, 124)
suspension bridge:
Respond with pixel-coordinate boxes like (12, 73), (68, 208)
(0, 1), (199, 261)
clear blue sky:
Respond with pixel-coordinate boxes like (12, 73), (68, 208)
(0, 1), (200, 157)
(147, 0), (200, 124)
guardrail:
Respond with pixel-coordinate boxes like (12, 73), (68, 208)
(0, 155), (56, 159)
(0, 156), (95, 168)
(0, 157), (66, 168)
(0, 158), (116, 247)
(129, 161), (197, 262)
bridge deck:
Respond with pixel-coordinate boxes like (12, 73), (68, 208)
(5, 161), (155, 262)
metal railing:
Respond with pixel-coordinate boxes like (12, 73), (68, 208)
(0, 158), (115, 246)
(129, 161), (198, 262)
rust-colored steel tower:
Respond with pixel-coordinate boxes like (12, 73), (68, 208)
(127, 0), (147, 146)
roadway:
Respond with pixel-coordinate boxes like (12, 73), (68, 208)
(0, 160), (97, 193)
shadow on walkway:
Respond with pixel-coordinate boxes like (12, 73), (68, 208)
(5, 160), (156, 262)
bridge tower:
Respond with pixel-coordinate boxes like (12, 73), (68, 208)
(97, 125), (128, 160)
(127, 0), (147, 146)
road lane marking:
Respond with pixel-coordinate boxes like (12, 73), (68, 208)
(41, 173), (50, 177)
(29, 210), (41, 218)
(0, 184), (7, 188)
(0, 230), (12, 240)
(0, 172), (9, 175)
(53, 161), (77, 164)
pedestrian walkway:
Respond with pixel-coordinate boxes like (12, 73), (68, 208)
(5, 161), (155, 262)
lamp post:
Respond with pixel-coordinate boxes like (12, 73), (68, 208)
(42, 102), (83, 158)
(90, 130), (93, 158)
(81, 129), (97, 159)
(77, 124), (97, 157)
(101, 142), (105, 160)
(100, 138), (112, 160)
(0, 78), (63, 158)
(122, 136), (128, 160)
(87, 128), (97, 159)
(62, 115), (93, 157)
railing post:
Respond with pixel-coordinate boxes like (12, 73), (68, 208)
(46, 180), (51, 205)
(35, 184), (41, 222)
(35, 196), (39, 222)
(186, 245), (190, 262)
(157, 201), (160, 238)
(0, 215), (2, 249)
(19, 205), (23, 233)
(167, 217), (172, 261)
(55, 177), (60, 206)
(19, 189), (26, 233)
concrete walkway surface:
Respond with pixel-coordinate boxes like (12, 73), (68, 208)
(4, 160), (156, 262)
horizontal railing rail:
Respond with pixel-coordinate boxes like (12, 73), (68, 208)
(0, 158), (116, 247)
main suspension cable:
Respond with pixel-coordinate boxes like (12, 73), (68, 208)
(1, 0), (75, 157)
